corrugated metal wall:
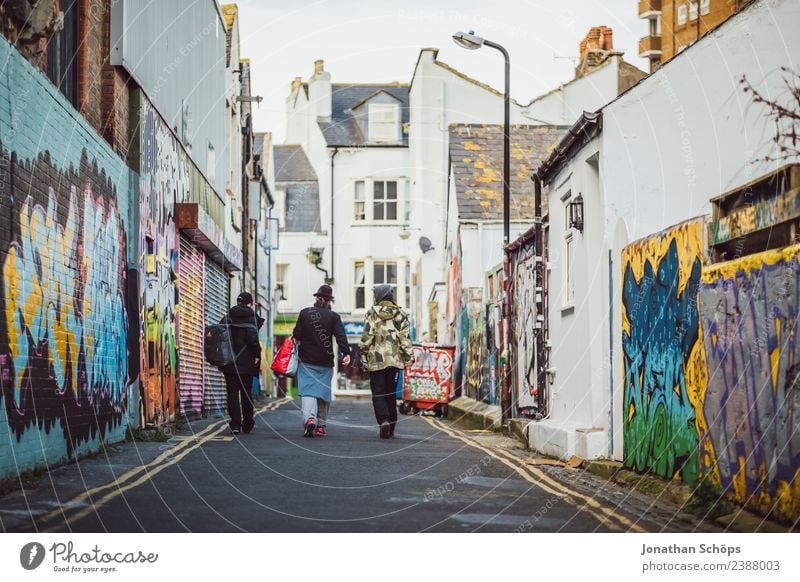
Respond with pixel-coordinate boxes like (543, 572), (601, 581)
(111, 0), (227, 197)
(178, 236), (206, 419)
(205, 259), (229, 418)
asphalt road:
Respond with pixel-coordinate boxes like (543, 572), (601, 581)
(2, 399), (715, 533)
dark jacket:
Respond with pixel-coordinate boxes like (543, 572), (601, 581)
(293, 305), (351, 368)
(219, 305), (264, 375)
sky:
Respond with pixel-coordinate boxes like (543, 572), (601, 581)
(235, 0), (649, 143)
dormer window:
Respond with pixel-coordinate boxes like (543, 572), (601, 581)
(368, 103), (399, 142)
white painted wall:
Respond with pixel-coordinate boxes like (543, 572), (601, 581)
(524, 58), (622, 125)
(541, 138), (612, 461)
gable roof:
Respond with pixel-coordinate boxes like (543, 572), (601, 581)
(449, 124), (567, 221)
(318, 83), (410, 147)
(273, 145), (317, 182)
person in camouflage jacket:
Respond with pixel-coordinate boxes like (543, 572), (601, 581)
(360, 284), (414, 438)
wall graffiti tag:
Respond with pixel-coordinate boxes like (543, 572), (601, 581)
(0, 148), (130, 473)
(700, 245), (800, 522)
(138, 98), (191, 425)
(403, 344), (454, 403)
(514, 245), (538, 410)
(621, 219), (709, 481)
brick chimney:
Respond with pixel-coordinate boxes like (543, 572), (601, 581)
(576, 26), (615, 78)
(308, 59), (332, 119)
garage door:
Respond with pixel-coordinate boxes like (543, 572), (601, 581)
(204, 259), (230, 418)
(178, 236), (205, 419)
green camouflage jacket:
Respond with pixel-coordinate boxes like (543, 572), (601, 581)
(359, 300), (414, 372)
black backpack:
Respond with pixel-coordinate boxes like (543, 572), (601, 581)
(204, 322), (256, 367)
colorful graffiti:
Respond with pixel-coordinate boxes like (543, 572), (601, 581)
(700, 245), (800, 521)
(459, 288), (483, 401)
(621, 219), (709, 481)
(138, 98), (191, 425)
(513, 245), (538, 410)
(0, 148), (130, 477)
(403, 344), (454, 403)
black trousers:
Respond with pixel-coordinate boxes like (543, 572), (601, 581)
(224, 373), (254, 430)
(370, 367), (399, 429)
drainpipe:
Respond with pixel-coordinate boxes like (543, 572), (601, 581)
(329, 147), (339, 285)
(608, 249), (614, 458)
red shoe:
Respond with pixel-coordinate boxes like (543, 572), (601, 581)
(315, 426), (327, 438)
(303, 418), (316, 438)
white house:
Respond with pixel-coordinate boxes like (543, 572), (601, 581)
(277, 60), (412, 391)
(533, 0), (800, 461)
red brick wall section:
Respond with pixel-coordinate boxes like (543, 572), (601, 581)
(73, 0), (132, 159)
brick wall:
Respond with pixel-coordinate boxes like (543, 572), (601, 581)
(0, 35), (135, 480)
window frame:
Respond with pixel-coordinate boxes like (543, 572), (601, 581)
(352, 178), (406, 224)
(276, 263), (290, 303)
(677, 3), (688, 26)
(561, 192), (575, 311)
(700, 0), (711, 15)
(368, 103), (400, 143)
(352, 258), (411, 312)
(689, 1), (698, 21)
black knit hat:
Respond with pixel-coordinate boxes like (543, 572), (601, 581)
(313, 284), (334, 300)
(237, 292), (253, 305)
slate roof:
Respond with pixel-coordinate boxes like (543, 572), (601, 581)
(449, 124), (567, 221)
(273, 145), (317, 182)
(318, 83), (409, 146)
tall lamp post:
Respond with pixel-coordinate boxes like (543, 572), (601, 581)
(452, 30), (510, 245)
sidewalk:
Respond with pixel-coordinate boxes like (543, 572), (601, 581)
(446, 397), (794, 533)
(0, 398), (289, 533)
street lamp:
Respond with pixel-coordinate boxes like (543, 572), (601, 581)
(452, 30), (511, 245)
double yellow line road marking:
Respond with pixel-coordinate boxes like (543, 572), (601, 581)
(423, 417), (646, 533)
(34, 398), (292, 532)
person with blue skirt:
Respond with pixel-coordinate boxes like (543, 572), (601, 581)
(292, 285), (351, 437)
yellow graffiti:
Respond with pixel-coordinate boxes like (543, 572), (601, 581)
(622, 218), (706, 297)
(701, 243), (800, 283)
(685, 326), (720, 487)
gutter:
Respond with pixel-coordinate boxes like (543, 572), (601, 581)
(533, 110), (602, 186)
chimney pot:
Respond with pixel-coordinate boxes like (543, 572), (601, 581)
(314, 59), (324, 75)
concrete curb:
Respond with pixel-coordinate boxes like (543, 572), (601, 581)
(447, 397), (502, 430)
(581, 460), (792, 533)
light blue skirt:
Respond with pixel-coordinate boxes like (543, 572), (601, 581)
(297, 362), (334, 402)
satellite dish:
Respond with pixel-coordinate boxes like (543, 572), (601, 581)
(419, 236), (434, 254)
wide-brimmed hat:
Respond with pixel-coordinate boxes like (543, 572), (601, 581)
(313, 284), (335, 300)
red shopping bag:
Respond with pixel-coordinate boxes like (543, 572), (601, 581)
(271, 337), (298, 376)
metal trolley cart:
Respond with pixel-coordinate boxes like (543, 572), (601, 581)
(398, 343), (455, 417)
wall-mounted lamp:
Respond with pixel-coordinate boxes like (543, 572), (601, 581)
(568, 194), (584, 233)
(399, 225), (421, 240)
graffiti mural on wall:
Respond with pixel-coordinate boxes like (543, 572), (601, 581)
(513, 245), (538, 410)
(0, 148), (130, 473)
(403, 344), (455, 403)
(462, 288), (484, 401)
(138, 98), (191, 425)
(621, 219), (711, 481)
(700, 246), (800, 522)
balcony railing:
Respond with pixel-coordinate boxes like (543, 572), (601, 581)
(638, 35), (663, 56)
(638, 0), (662, 17)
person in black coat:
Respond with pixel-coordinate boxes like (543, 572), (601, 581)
(292, 285), (351, 437)
(220, 292), (264, 434)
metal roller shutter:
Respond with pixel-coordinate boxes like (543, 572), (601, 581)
(178, 236), (205, 420)
(204, 259), (230, 418)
